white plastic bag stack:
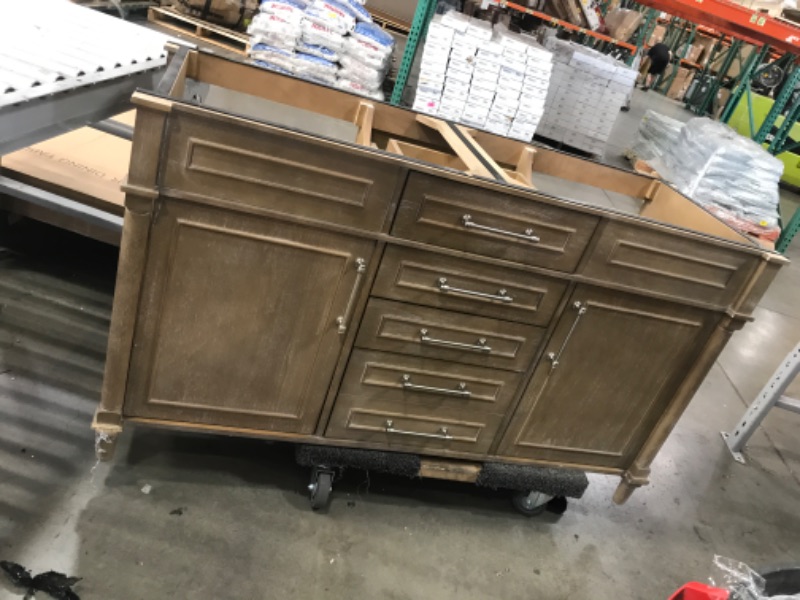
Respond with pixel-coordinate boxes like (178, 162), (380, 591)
(337, 22), (393, 100)
(249, 0), (306, 50)
(660, 117), (784, 233)
(629, 110), (684, 162)
(247, 0), (393, 99)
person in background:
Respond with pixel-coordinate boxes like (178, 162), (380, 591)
(641, 42), (672, 92)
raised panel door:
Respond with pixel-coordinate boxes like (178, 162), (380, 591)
(124, 198), (374, 433)
(497, 285), (719, 468)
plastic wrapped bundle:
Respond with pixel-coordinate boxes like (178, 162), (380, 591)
(339, 22), (393, 90)
(296, 40), (339, 62)
(340, 0), (372, 22)
(305, 0), (356, 35)
(629, 110), (684, 161)
(339, 53), (385, 88)
(342, 24), (393, 70)
(260, 0), (307, 20)
(254, 60), (294, 75)
(292, 52), (338, 85)
(301, 18), (346, 51)
(660, 117), (784, 236)
(336, 77), (384, 100)
(250, 44), (296, 72)
(350, 21), (394, 55)
(249, 12), (302, 49)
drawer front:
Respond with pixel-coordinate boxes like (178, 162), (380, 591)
(392, 172), (599, 272)
(581, 221), (760, 307)
(373, 246), (567, 326)
(326, 350), (520, 454)
(161, 107), (402, 232)
(357, 298), (544, 372)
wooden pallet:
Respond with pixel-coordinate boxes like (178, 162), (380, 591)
(534, 134), (602, 160)
(369, 8), (411, 36)
(623, 149), (661, 177)
(148, 6), (248, 54)
(71, 0), (153, 13)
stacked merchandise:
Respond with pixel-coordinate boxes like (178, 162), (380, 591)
(412, 12), (554, 142)
(247, 0), (394, 100)
(658, 117), (784, 240)
(628, 109), (684, 162)
(537, 40), (637, 155)
(170, 0), (259, 29)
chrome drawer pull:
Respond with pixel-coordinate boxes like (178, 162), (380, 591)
(420, 329), (492, 353)
(401, 374), (471, 398)
(336, 257), (367, 335)
(437, 277), (513, 304)
(462, 214), (540, 243)
(546, 301), (587, 371)
(385, 419), (453, 440)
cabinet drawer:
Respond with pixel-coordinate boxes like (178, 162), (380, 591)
(161, 108), (401, 232)
(326, 350), (520, 454)
(392, 172), (599, 272)
(373, 246), (567, 326)
(357, 299), (544, 372)
(581, 221), (760, 307)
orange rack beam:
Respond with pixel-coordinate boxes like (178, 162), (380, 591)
(637, 0), (800, 54)
(505, 2), (638, 52)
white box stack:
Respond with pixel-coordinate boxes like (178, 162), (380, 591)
(538, 40), (637, 156)
(413, 13), (553, 142)
(412, 14), (461, 115)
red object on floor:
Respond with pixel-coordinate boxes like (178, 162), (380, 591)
(669, 582), (730, 600)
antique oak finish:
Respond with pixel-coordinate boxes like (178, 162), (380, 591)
(93, 48), (788, 503)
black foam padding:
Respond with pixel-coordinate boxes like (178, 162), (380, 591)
(295, 445), (420, 478)
(476, 463), (589, 499)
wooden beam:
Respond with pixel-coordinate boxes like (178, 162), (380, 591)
(416, 114), (493, 178)
(457, 124), (522, 187)
(354, 101), (375, 147)
(419, 458), (482, 483)
(514, 146), (536, 189)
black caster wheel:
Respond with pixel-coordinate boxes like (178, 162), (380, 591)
(308, 467), (334, 511)
(511, 490), (553, 517)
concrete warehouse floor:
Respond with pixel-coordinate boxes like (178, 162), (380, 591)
(1, 89), (799, 600)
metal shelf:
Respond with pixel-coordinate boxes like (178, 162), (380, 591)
(636, 0), (800, 54)
(505, 2), (637, 52)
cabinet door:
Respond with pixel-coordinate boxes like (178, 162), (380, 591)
(124, 199), (374, 434)
(497, 286), (718, 468)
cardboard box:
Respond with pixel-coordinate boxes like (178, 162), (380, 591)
(666, 67), (695, 100)
(468, 89), (495, 105)
(444, 81), (470, 97)
(440, 10), (470, 33)
(474, 60), (502, 75)
(446, 68), (473, 85)
(472, 73), (499, 90)
(694, 35), (717, 66)
(715, 88), (733, 119)
(684, 44), (703, 65)
(452, 32), (480, 51)
(604, 8), (643, 42)
(647, 24), (667, 47)
(1, 111), (135, 216)
(710, 43), (756, 78)
(413, 95), (441, 115)
(464, 18), (493, 42)
(427, 16), (456, 45)
(421, 58), (448, 75)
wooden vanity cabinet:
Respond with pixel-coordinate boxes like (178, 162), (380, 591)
(93, 48), (787, 505)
